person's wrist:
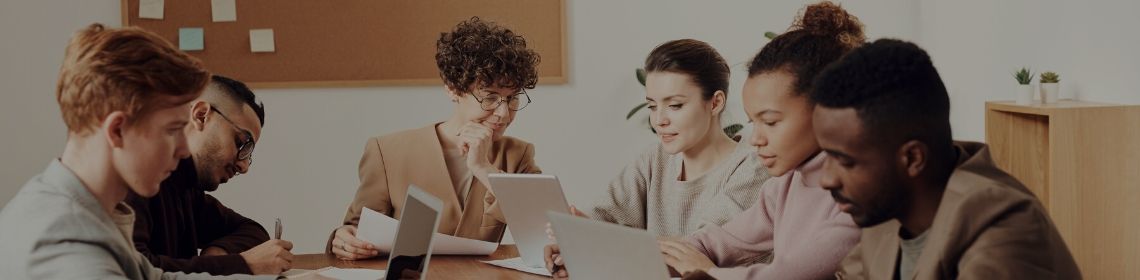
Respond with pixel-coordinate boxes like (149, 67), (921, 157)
(202, 246), (228, 256)
(477, 164), (498, 175)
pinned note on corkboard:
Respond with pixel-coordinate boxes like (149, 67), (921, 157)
(121, 0), (567, 88)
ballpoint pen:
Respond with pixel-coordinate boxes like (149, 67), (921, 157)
(274, 218), (282, 239)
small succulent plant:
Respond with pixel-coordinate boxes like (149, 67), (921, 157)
(1013, 67), (1035, 85)
(1040, 71), (1060, 83)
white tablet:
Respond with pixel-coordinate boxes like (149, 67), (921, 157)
(488, 173), (571, 267)
(385, 185), (443, 280)
(547, 212), (670, 280)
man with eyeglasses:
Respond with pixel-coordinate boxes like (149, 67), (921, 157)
(126, 75), (294, 276)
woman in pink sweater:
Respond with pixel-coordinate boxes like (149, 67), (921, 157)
(658, 2), (866, 279)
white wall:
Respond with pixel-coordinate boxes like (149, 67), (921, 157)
(918, 0), (1140, 141)
(3, 0), (1032, 254)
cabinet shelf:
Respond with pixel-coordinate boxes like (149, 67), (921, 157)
(985, 100), (1140, 279)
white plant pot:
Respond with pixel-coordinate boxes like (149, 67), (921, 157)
(1015, 84), (1035, 105)
(1041, 83), (1060, 103)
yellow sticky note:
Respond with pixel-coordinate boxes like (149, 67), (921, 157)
(139, 0), (164, 19)
(249, 29), (275, 53)
(211, 0), (237, 22)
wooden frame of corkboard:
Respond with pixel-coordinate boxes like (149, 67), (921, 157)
(121, 0), (567, 89)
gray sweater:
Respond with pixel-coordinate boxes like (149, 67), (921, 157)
(587, 141), (770, 237)
(0, 160), (271, 280)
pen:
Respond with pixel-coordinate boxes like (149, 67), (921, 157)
(274, 218), (282, 239)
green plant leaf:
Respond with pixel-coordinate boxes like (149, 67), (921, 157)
(636, 68), (647, 86)
(627, 102), (648, 120)
(723, 123), (744, 137)
(765, 31), (779, 40)
(1040, 71), (1060, 83)
(1013, 67), (1034, 85)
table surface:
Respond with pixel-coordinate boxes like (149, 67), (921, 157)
(293, 245), (549, 280)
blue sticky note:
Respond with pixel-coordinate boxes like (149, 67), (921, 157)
(179, 28), (204, 51)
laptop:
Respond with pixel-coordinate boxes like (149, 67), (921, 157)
(384, 186), (444, 280)
(488, 173), (571, 268)
(547, 212), (670, 280)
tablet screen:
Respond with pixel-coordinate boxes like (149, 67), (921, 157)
(386, 193), (438, 280)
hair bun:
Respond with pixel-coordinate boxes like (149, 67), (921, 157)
(793, 1), (865, 47)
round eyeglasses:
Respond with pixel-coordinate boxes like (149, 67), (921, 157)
(470, 91), (531, 111)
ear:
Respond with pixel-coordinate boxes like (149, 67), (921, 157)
(898, 140), (929, 178)
(444, 84), (462, 102)
(710, 90), (727, 115)
(102, 111), (129, 149)
(188, 101), (210, 131)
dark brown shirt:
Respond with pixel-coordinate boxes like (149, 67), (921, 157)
(126, 158), (269, 275)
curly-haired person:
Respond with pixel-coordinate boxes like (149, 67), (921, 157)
(327, 17), (543, 260)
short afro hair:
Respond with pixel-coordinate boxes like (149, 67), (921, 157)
(811, 39), (953, 154)
(435, 16), (540, 93)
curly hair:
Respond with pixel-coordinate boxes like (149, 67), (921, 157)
(747, 1), (865, 96)
(812, 39), (953, 156)
(435, 17), (540, 94)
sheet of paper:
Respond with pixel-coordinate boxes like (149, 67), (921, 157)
(249, 29), (275, 53)
(357, 207), (498, 255)
(433, 230), (499, 255)
(481, 257), (552, 276)
(211, 0), (237, 22)
(178, 28), (204, 51)
(281, 267), (324, 279)
(319, 268), (385, 280)
(139, 0), (164, 19)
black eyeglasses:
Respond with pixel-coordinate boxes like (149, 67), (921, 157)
(209, 106), (256, 163)
(469, 91), (531, 111)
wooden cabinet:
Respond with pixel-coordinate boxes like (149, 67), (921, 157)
(985, 100), (1140, 279)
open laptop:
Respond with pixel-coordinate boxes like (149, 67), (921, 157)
(547, 212), (670, 280)
(383, 185), (444, 280)
(488, 173), (571, 268)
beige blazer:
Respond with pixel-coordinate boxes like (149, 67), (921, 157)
(330, 123), (540, 250)
(837, 142), (1080, 279)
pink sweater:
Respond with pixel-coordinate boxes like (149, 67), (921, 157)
(684, 152), (860, 279)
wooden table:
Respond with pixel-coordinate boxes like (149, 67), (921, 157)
(294, 245), (548, 280)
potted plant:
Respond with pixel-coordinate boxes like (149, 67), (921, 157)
(1012, 67), (1035, 105)
(1040, 71), (1060, 103)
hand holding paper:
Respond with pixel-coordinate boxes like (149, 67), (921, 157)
(357, 207), (497, 255)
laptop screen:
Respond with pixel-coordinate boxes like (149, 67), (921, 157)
(386, 187), (442, 280)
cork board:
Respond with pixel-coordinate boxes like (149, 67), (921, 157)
(121, 0), (567, 88)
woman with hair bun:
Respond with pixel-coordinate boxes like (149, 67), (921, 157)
(657, 2), (866, 279)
